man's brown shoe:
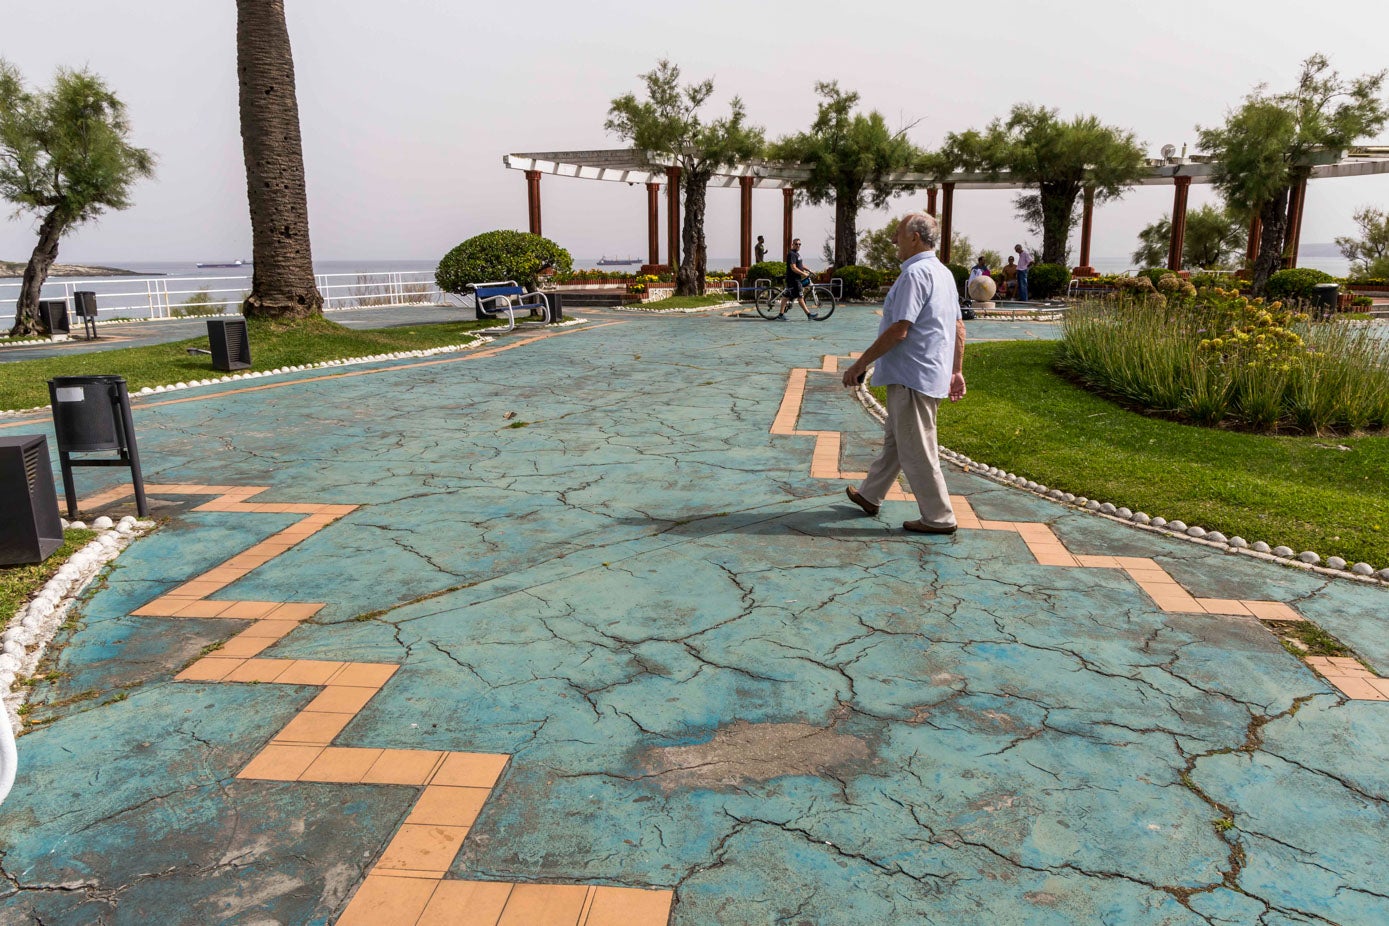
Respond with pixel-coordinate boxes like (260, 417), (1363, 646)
(903, 520), (957, 535)
(845, 487), (879, 516)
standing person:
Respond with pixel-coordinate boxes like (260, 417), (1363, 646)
(777, 237), (813, 320)
(842, 212), (967, 534)
(1014, 244), (1032, 301)
(754, 235), (768, 264)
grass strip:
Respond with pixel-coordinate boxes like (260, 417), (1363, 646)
(0, 315), (500, 411)
(638, 294), (730, 310)
(1, 529), (99, 624)
(874, 339), (1389, 566)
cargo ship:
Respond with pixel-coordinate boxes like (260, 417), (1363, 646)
(196, 259), (248, 269)
(596, 256), (641, 266)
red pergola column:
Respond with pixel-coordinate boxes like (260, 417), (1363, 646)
(939, 182), (955, 264)
(1245, 213), (1262, 269)
(524, 170), (542, 236)
(1283, 174), (1308, 269)
(1166, 175), (1191, 271)
(782, 187), (794, 257)
(665, 166), (681, 270)
(1076, 186), (1095, 274)
(738, 175), (754, 268)
(645, 182), (661, 267)
(926, 186), (938, 218)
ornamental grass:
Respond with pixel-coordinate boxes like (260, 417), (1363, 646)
(1057, 288), (1389, 435)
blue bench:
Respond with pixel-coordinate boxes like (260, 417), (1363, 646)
(466, 281), (553, 332)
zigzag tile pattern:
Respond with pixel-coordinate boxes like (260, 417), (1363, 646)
(88, 483), (674, 926)
(772, 355), (1389, 703)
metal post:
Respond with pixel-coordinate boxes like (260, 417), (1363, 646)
(115, 380), (148, 517)
(939, 183), (955, 264)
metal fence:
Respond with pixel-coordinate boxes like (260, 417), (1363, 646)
(0, 270), (443, 328)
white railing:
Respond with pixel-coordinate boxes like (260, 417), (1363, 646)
(0, 270), (444, 328)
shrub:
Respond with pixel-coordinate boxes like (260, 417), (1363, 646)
(834, 265), (883, 300)
(746, 260), (787, 285)
(1138, 268), (1169, 286)
(435, 230), (573, 293)
(1264, 267), (1335, 301)
(947, 264), (969, 299)
(1029, 263), (1072, 299)
(1351, 295), (1374, 307)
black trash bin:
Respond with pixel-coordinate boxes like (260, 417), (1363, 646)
(38, 300), (69, 336)
(0, 435), (63, 565)
(207, 318), (252, 371)
(1310, 282), (1340, 318)
(47, 375), (147, 517)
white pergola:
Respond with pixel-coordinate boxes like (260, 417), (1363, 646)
(503, 147), (1389, 271)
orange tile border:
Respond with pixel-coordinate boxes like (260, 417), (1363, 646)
(375, 824), (471, 875)
(334, 874), (439, 926)
(416, 880), (513, 926)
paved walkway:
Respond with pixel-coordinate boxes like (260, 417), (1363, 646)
(2, 307), (1387, 925)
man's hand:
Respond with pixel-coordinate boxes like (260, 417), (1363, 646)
(948, 372), (967, 402)
(842, 361), (866, 389)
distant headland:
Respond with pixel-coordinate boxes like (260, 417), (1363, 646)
(0, 259), (144, 278)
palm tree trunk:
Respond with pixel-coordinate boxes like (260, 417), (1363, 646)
(236, 0), (322, 320)
(677, 168), (709, 296)
(8, 208), (66, 338)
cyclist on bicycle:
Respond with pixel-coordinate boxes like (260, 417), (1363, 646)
(777, 238), (814, 320)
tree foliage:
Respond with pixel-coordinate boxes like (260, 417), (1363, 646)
(0, 60), (154, 336)
(932, 104), (1146, 265)
(1336, 206), (1389, 278)
(607, 61), (763, 295)
(1199, 54), (1387, 293)
(771, 83), (921, 267)
(937, 105), (1147, 266)
(858, 225), (898, 272)
(1132, 204), (1247, 270)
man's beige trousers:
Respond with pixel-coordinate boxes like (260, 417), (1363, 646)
(859, 384), (957, 527)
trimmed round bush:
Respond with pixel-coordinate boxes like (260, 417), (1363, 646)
(436, 230), (573, 293)
(834, 265), (883, 300)
(1265, 267), (1335, 301)
(1028, 263), (1072, 299)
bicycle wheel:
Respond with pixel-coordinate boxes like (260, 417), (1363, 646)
(808, 286), (836, 321)
(755, 287), (782, 319)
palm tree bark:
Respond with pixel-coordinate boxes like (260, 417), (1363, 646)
(236, 0), (322, 319)
(8, 208), (66, 337)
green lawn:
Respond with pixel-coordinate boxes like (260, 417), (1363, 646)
(1, 529), (98, 630)
(878, 340), (1389, 567)
(0, 316), (499, 411)
(639, 294), (731, 310)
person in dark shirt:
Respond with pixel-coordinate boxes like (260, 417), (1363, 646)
(777, 238), (812, 320)
(754, 235), (767, 264)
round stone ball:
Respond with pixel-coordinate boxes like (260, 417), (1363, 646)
(967, 276), (997, 302)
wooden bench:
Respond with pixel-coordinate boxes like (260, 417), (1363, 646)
(466, 281), (553, 332)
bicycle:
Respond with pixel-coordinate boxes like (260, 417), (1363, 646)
(754, 277), (837, 321)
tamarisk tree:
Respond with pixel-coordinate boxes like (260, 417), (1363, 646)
(0, 61), (154, 337)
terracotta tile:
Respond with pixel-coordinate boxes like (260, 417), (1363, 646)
(1153, 594), (1201, 613)
(1368, 678), (1389, 698)
(298, 746), (384, 783)
(319, 504), (359, 517)
(215, 635), (275, 658)
(1243, 600), (1304, 621)
(237, 744), (324, 781)
(336, 874), (439, 926)
(1032, 553), (1080, 567)
(376, 824), (470, 875)
(307, 685), (380, 714)
(1126, 569), (1176, 585)
(977, 520), (1017, 531)
(273, 710), (355, 746)
(431, 753), (510, 789)
(363, 750), (447, 786)
(1303, 656), (1335, 670)
(1330, 676), (1389, 700)
(275, 660), (346, 686)
(219, 600), (283, 620)
(241, 620), (301, 639)
(265, 602), (325, 621)
(172, 580), (228, 597)
(1114, 557), (1160, 569)
(170, 600), (236, 618)
(332, 662), (400, 688)
(417, 879), (513, 926)
(372, 868), (451, 880)
(584, 886), (675, 926)
(496, 883), (590, 926)
(131, 601), (179, 617)
(1074, 555), (1121, 568)
(1195, 598), (1253, 616)
(1328, 656), (1365, 668)
(1312, 661), (1360, 678)
(175, 657), (245, 682)
(223, 658), (293, 683)
(198, 566), (251, 584)
(407, 786), (491, 827)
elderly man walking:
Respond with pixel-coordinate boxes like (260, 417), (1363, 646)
(842, 212), (967, 534)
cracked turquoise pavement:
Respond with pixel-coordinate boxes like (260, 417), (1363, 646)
(3, 307), (1388, 925)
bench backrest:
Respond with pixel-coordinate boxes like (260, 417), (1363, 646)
(471, 284), (527, 302)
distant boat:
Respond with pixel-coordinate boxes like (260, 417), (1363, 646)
(596, 256), (641, 266)
(196, 259), (248, 269)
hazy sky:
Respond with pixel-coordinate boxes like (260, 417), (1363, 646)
(3, 0), (1388, 267)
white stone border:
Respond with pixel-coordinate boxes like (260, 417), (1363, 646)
(852, 381), (1389, 588)
(0, 318), (589, 419)
(2, 517), (157, 730)
(611, 301), (739, 314)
